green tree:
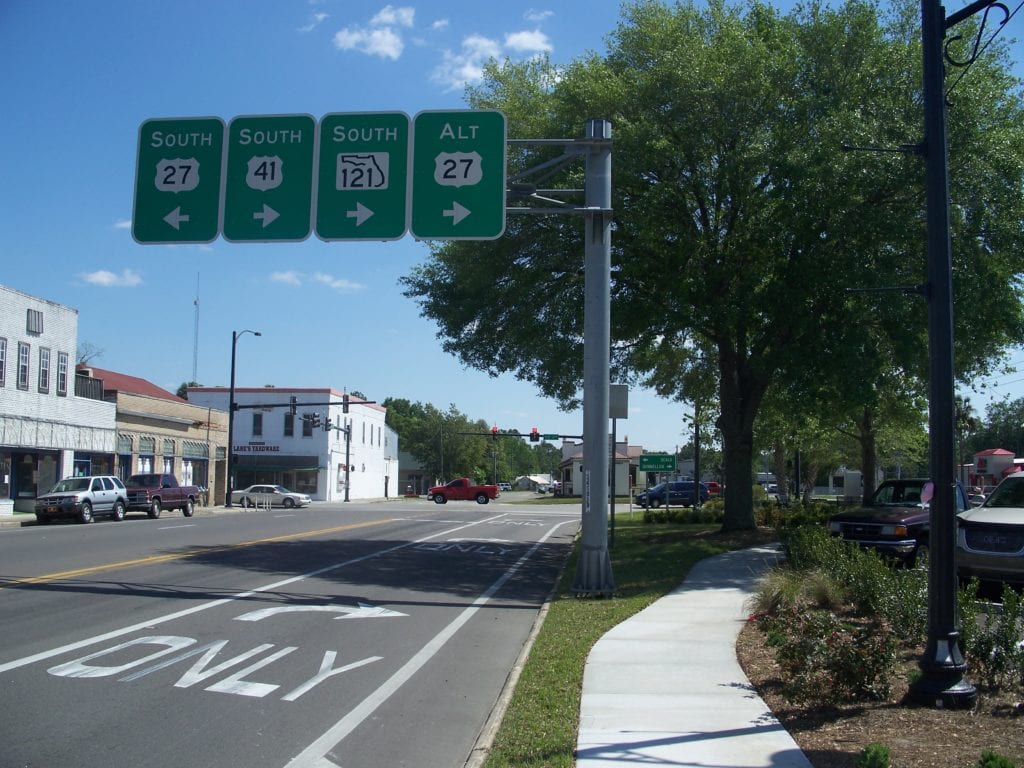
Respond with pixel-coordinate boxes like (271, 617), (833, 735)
(401, 0), (1024, 530)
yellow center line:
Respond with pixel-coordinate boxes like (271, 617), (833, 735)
(6, 518), (398, 586)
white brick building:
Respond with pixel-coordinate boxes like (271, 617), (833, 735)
(0, 284), (116, 513)
(186, 387), (399, 502)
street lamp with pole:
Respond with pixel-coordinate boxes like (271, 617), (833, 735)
(224, 329), (261, 507)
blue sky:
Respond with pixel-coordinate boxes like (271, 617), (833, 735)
(2, 1), (1023, 457)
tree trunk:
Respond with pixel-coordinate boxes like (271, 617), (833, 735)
(717, 344), (768, 531)
(858, 407), (878, 504)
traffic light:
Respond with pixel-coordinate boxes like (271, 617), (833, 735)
(303, 413), (321, 429)
(491, 425), (498, 440)
(342, 393), (350, 414)
(289, 395), (297, 416)
(529, 427), (540, 442)
(324, 418), (333, 432)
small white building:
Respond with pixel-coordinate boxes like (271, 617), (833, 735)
(0, 284), (117, 513)
(187, 386), (398, 502)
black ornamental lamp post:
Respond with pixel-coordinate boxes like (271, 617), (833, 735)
(224, 329), (261, 507)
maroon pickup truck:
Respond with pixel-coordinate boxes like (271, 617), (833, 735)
(124, 473), (200, 519)
(428, 478), (500, 505)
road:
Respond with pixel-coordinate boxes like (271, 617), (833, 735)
(0, 498), (579, 768)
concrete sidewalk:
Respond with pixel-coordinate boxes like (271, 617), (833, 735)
(576, 544), (813, 768)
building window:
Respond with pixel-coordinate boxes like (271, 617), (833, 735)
(302, 415), (314, 438)
(0, 337), (6, 387)
(56, 352), (68, 396)
(26, 308), (43, 334)
(38, 347), (50, 393)
(284, 413), (294, 437)
(17, 342), (30, 390)
(252, 412), (263, 437)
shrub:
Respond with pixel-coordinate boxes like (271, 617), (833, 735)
(857, 742), (891, 768)
(977, 751), (1016, 768)
(961, 582), (1024, 690)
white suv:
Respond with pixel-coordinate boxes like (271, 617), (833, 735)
(35, 475), (129, 524)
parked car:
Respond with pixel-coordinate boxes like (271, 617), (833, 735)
(497, 482), (512, 492)
(231, 484), (312, 508)
(827, 477), (969, 567)
(35, 475), (129, 524)
(635, 481), (709, 508)
(704, 481), (722, 497)
(957, 472), (1024, 585)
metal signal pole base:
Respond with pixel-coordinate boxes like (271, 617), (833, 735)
(571, 544), (615, 598)
(909, 632), (978, 709)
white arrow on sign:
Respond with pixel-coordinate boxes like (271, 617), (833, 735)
(253, 203), (280, 228)
(163, 207), (190, 230)
(443, 201), (471, 225)
(234, 603), (407, 622)
(346, 202), (374, 226)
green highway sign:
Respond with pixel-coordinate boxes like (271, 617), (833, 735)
(542, 434), (561, 440)
(316, 112), (410, 241)
(223, 114), (316, 242)
(410, 110), (506, 240)
(133, 117), (225, 244)
(639, 454), (677, 472)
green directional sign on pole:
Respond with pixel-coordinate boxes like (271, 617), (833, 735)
(223, 114), (316, 242)
(639, 454), (677, 472)
(133, 117), (225, 244)
(316, 112), (410, 241)
(410, 109), (506, 240)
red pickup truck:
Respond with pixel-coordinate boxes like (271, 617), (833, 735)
(428, 478), (500, 505)
(125, 473), (201, 518)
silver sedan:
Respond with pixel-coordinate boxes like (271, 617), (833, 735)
(231, 484), (312, 509)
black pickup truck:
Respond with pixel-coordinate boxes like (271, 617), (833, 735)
(827, 478), (970, 567)
(124, 473), (200, 519)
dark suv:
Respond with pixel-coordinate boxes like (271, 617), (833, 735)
(827, 478), (969, 566)
(35, 475), (129, 524)
(635, 480), (709, 508)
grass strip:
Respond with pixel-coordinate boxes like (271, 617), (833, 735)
(482, 520), (774, 767)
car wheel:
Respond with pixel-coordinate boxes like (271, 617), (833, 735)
(911, 542), (930, 570)
(111, 500), (126, 522)
(433, 493), (447, 504)
(284, 498), (295, 509)
(79, 501), (94, 524)
(35, 514), (50, 525)
(242, 496), (253, 509)
(475, 492), (489, 505)
(148, 498), (162, 519)
(183, 499), (194, 517)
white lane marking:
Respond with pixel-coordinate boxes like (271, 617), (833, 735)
(283, 519), (576, 768)
(235, 604), (406, 622)
(157, 524), (197, 530)
(0, 512), (511, 674)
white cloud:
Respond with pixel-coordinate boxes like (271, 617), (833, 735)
(113, 219), (131, 229)
(430, 18), (449, 31)
(333, 25), (404, 59)
(432, 34), (503, 91)
(271, 271), (303, 286)
(504, 30), (552, 53)
(524, 9), (553, 23)
(371, 5), (414, 28)
(314, 272), (366, 292)
(298, 12), (329, 33)
(81, 269), (143, 288)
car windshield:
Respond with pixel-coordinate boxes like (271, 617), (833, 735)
(872, 481), (925, 506)
(984, 477), (1024, 508)
(50, 478), (89, 493)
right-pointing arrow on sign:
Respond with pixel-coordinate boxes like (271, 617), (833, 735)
(443, 201), (471, 225)
(253, 204), (280, 228)
(346, 202), (374, 226)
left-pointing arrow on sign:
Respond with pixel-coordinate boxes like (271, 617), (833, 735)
(234, 603), (407, 622)
(163, 207), (190, 230)
(253, 204), (280, 228)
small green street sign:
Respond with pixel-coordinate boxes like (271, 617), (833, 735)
(133, 117), (225, 244)
(223, 114), (316, 242)
(410, 109), (506, 240)
(316, 112), (410, 241)
(542, 434), (561, 440)
(639, 454), (677, 472)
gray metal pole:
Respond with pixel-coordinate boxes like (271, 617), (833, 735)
(910, 0), (976, 708)
(572, 118), (615, 595)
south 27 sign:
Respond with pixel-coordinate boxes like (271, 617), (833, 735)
(132, 110), (506, 244)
